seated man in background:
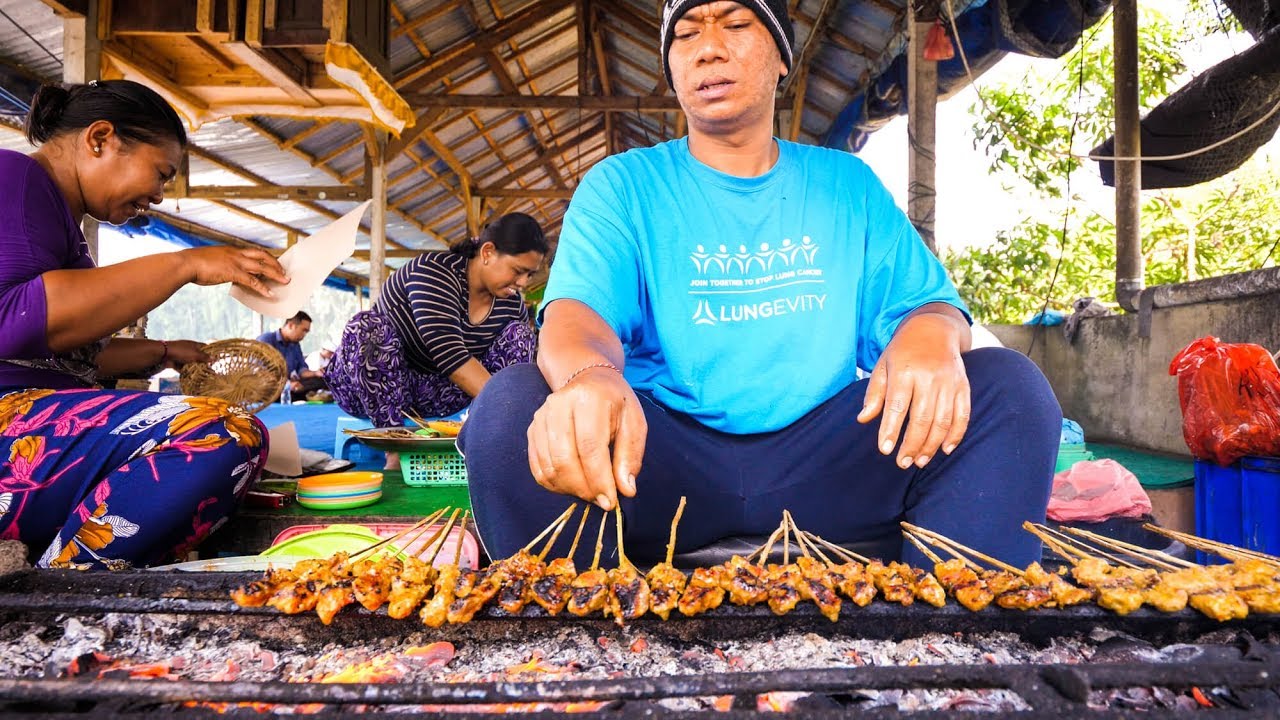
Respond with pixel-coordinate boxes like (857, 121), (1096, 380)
(257, 311), (325, 397)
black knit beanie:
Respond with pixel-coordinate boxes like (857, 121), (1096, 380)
(660, 0), (795, 87)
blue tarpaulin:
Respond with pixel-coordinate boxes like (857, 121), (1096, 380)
(826, 0), (1112, 152)
(115, 215), (358, 293)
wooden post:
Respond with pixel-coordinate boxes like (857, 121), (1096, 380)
(368, 129), (388, 303)
(1113, 0), (1143, 311)
(64, 0), (102, 260)
(907, 3), (938, 255)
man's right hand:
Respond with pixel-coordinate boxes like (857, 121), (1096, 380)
(526, 366), (647, 511)
(182, 246), (289, 298)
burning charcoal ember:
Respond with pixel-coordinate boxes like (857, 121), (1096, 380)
(678, 566), (726, 616)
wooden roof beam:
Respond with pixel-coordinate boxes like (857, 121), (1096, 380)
(392, 0), (461, 39)
(475, 187), (574, 200)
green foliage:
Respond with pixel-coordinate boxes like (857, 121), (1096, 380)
(953, 8), (1279, 324)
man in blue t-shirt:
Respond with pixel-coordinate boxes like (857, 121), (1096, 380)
(460, 0), (1061, 569)
(257, 310), (325, 397)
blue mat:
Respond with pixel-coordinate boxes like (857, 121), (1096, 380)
(256, 403), (351, 455)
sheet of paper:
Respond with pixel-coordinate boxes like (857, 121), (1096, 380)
(264, 421), (303, 477)
(230, 200), (371, 318)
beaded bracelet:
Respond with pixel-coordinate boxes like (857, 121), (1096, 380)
(561, 361), (620, 389)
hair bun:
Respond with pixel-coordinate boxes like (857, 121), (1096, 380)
(25, 84), (72, 145)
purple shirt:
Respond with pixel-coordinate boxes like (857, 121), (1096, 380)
(0, 149), (96, 389)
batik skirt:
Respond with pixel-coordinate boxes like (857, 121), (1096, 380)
(0, 388), (267, 570)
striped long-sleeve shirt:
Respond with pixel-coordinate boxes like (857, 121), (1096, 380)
(376, 251), (529, 376)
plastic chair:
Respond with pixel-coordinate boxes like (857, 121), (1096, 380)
(334, 415), (373, 461)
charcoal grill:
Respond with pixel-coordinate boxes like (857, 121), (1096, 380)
(2, 569), (1279, 717)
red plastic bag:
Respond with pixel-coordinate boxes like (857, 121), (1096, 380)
(1168, 336), (1280, 466)
(1048, 459), (1152, 523)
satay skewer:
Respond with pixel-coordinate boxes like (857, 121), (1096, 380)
(537, 504), (581, 562)
(419, 508), (463, 563)
(665, 497), (687, 566)
(751, 525), (786, 566)
(1060, 527), (1192, 571)
(802, 531), (874, 565)
(1142, 525), (1280, 567)
(903, 531), (945, 564)
(1025, 522), (1142, 569)
(351, 509), (448, 560)
(901, 522), (1025, 577)
(522, 504), (580, 555)
(1022, 522), (1086, 565)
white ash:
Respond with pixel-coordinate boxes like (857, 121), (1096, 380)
(0, 540), (28, 577)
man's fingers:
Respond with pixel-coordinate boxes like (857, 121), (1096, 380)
(857, 362), (888, 424)
(612, 394), (647, 498)
(876, 371), (913, 457)
(574, 398), (618, 508)
(895, 378), (936, 469)
(942, 383), (972, 455)
(915, 385), (955, 467)
(528, 412), (560, 493)
(546, 404), (592, 503)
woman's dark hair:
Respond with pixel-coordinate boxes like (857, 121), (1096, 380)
(450, 212), (549, 259)
(24, 80), (187, 149)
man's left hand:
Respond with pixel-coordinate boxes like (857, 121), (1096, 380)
(857, 310), (970, 469)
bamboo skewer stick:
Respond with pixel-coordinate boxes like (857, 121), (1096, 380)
(1022, 522), (1085, 566)
(1142, 524), (1280, 566)
(792, 522), (833, 565)
(521, 504), (578, 554)
(1060, 527), (1191, 570)
(451, 512), (470, 567)
(590, 509), (608, 571)
(784, 512), (810, 559)
(351, 509), (447, 560)
(567, 504), (591, 560)
(903, 531), (944, 565)
(420, 508), (462, 564)
(403, 411), (432, 431)
(1027, 522), (1140, 569)
(906, 528), (981, 569)
(900, 522), (1024, 577)
(614, 506), (633, 569)
(803, 531), (873, 565)
(750, 526), (786, 565)
(538, 504), (579, 562)
(664, 497), (687, 566)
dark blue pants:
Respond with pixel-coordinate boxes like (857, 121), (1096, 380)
(459, 348), (1060, 569)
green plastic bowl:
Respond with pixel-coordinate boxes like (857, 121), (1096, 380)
(261, 524), (400, 559)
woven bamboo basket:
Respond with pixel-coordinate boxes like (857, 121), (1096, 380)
(179, 339), (287, 415)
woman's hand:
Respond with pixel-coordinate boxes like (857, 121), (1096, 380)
(857, 309), (971, 469)
(181, 246), (289, 298)
(162, 340), (209, 369)
(526, 366), (647, 511)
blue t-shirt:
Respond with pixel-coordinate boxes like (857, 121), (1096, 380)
(541, 137), (969, 434)
(256, 329), (306, 378)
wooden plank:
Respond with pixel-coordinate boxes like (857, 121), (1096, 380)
(368, 130), (388, 301)
(474, 187), (573, 200)
(395, 0), (575, 91)
(392, 1), (458, 39)
(39, 0), (88, 16)
(906, 17), (937, 255)
(220, 41), (320, 105)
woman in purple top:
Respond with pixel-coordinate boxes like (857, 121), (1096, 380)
(0, 80), (289, 570)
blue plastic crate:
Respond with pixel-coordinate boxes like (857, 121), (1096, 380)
(1194, 456), (1280, 564)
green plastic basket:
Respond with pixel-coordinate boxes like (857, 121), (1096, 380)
(400, 447), (468, 487)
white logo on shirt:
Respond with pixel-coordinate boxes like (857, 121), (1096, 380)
(687, 236), (827, 326)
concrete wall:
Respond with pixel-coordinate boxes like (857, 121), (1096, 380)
(987, 291), (1280, 456)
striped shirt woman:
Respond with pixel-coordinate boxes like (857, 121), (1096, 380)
(328, 213), (548, 434)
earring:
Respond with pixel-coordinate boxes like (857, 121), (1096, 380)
(93, 146), (101, 154)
